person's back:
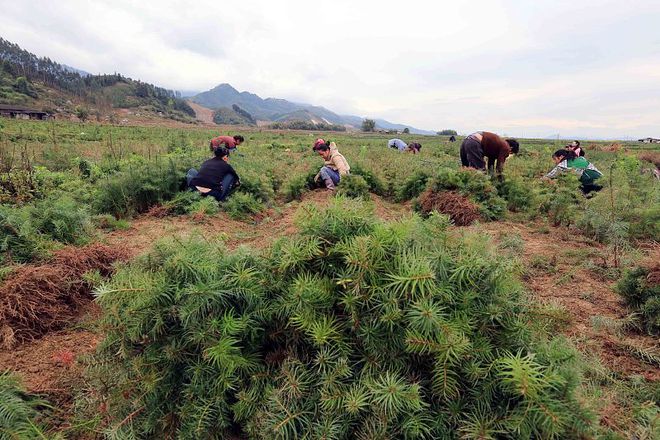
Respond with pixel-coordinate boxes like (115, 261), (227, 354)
(189, 147), (240, 201)
(191, 158), (235, 190)
(210, 134), (244, 151)
(388, 139), (407, 151)
(460, 131), (519, 174)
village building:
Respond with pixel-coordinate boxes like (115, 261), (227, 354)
(638, 137), (660, 143)
(0, 104), (49, 120)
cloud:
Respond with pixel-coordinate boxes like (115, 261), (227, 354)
(1, 0), (659, 137)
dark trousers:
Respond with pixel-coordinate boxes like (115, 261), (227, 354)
(204, 174), (238, 202)
(460, 138), (485, 170)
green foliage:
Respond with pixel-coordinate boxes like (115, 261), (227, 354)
(222, 192), (264, 220)
(269, 120), (346, 131)
(31, 194), (92, 244)
(13, 76), (38, 98)
(437, 129), (457, 136)
(361, 118), (375, 132)
(396, 170), (431, 202)
(617, 267), (660, 335)
(0, 205), (43, 264)
(0, 372), (51, 440)
(90, 198), (596, 439)
(74, 106), (89, 122)
(336, 174), (370, 199)
(495, 176), (537, 213)
(539, 174), (583, 226)
(284, 170), (317, 202)
(93, 158), (185, 218)
(164, 191), (204, 215)
(213, 106), (254, 125)
(346, 164), (386, 195)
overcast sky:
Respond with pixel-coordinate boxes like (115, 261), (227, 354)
(2, 0), (660, 138)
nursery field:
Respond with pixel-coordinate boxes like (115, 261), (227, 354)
(0, 118), (659, 439)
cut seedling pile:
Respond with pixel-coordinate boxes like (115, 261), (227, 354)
(417, 188), (481, 225)
(0, 243), (129, 348)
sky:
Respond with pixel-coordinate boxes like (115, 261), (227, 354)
(1, 0), (660, 138)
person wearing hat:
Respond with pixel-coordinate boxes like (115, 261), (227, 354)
(460, 131), (519, 175)
(312, 139), (350, 191)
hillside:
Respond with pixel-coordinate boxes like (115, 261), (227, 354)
(192, 83), (435, 134)
(0, 37), (196, 123)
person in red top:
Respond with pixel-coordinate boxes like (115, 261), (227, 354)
(460, 131), (519, 175)
(209, 134), (244, 152)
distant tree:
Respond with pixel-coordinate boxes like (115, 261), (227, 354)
(75, 105), (89, 122)
(361, 118), (376, 132)
(13, 76), (38, 98)
(402, 127), (410, 134)
(437, 129), (457, 136)
(232, 104), (256, 125)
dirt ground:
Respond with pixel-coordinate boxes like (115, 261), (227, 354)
(186, 100), (216, 125)
(0, 192), (657, 434)
(471, 221), (659, 381)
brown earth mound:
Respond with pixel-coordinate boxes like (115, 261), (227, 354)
(418, 189), (481, 226)
(0, 243), (129, 348)
(638, 151), (660, 169)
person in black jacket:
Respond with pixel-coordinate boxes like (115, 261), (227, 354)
(188, 147), (240, 201)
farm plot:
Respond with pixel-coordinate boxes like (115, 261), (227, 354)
(0, 119), (658, 438)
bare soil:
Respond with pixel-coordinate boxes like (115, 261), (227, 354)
(471, 221), (659, 380)
(186, 100), (216, 125)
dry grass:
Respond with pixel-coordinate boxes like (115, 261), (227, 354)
(0, 243), (129, 348)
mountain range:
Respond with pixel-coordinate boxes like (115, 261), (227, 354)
(191, 84), (435, 135)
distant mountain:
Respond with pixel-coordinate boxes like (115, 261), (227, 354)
(192, 83), (435, 134)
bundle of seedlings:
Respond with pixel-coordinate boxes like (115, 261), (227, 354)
(415, 168), (507, 222)
(416, 188), (481, 226)
(89, 197), (598, 439)
(0, 243), (129, 348)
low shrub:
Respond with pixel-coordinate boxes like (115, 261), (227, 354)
(188, 197), (220, 217)
(336, 174), (370, 199)
(93, 158), (183, 218)
(349, 164), (386, 195)
(222, 192), (264, 220)
(284, 170), (317, 202)
(495, 176), (537, 213)
(164, 191), (203, 215)
(236, 170), (275, 203)
(32, 195), (93, 244)
(0, 205), (43, 264)
(395, 170), (431, 202)
(617, 265), (660, 335)
(90, 198), (597, 439)
(538, 174), (583, 227)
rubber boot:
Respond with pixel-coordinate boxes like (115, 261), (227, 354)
(324, 178), (336, 191)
